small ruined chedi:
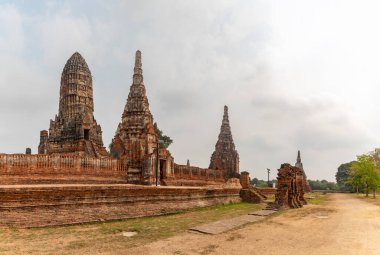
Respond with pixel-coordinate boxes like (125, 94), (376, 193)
(209, 105), (240, 178)
(295, 150), (312, 192)
(38, 52), (108, 157)
(110, 50), (174, 184)
(274, 163), (307, 209)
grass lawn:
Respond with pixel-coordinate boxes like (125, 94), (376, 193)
(0, 202), (264, 255)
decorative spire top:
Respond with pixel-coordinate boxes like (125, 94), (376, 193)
(63, 52), (90, 74)
(297, 150), (301, 163)
(220, 105), (232, 136)
(295, 150), (303, 169)
(223, 105), (229, 124)
(134, 50), (143, 77)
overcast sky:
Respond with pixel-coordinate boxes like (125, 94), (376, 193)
(1, 0), (380, 181)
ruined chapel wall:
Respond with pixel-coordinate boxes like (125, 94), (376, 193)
(168, 163), (225, 183)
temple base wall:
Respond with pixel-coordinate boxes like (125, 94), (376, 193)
(0, 184), (241, 227)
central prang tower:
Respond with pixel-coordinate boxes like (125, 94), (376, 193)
(38, 52), (108, 157)
(209, 105), (240, 178)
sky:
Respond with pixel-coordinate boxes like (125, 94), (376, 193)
(1, 0), (380, 181)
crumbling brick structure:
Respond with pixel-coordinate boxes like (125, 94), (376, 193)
(239, 171), (267, 203)
(38, 52), (108, 158)
(209, 106), (240, 178)
(239, 171), (251, 189)
(274, 163), (307, 209)
(110, 51), (173, 184)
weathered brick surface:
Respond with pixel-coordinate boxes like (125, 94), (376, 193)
(240, 188), (264, 203)
(0, 184), (241, 227)
(239, 171), (250, 188)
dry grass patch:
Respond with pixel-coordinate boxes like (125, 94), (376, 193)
(305, 192), (329, 205)
(0, 202), (264, 255)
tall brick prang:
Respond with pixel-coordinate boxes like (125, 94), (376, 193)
(209, 105), (240, 178)
(38, 52), (108, 157)
(111, 50), (173, 184)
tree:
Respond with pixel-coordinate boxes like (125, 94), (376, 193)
(250, 178), (273, 187)
(349, 154), (380, 198)
(308, 179), (338, 191)
(154, 123), (173, 149)
(336, 161), (355, 191)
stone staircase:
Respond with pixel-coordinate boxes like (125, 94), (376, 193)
(240, 186), (267, 203)
(251, 186), (267, 200)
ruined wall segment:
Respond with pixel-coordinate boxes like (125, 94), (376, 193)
(38, 52), (108, 158)
(209, 106), (240, 178)
(163, 163), (226, 186)
(274, 163), (307, 209)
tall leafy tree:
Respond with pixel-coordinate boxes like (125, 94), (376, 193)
(349, 154), (380, 198)
(336, 161), (354, 190)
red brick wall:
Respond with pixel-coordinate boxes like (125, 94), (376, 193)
(165, 164), (226, 186)
(0, 154), (127, 184)
(0, 184), (241, 227)
(0, 155), (228, 186)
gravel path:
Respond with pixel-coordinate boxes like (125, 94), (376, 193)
(129, 193), (380, 255)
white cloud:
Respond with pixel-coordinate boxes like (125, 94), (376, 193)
(1, 0), (380, 181)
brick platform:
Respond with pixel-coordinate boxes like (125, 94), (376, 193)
(0, 184), (241, 227)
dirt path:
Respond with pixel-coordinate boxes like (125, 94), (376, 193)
(128, 194), (380, 255)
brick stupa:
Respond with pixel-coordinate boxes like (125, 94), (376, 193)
(209, 106), (240, 178)
(38, 52), (108, 157)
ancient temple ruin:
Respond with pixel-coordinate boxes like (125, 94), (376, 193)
(274, 163), (307, 209)
(110, 50), (173, 184)
(295, 150), (312, 192)
(209, 106), (240, 178)
(38, 52), (108, 157)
